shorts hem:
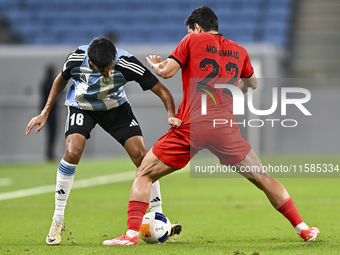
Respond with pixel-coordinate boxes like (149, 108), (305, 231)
(152, 147), (185, 169)
(220, 146), (252, 166)
(65, 129), (89, 140)
(118, 130), (143, 146)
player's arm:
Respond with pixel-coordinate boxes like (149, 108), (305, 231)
(26, 74), (68, 135)
(150, 82), (182, 128)
(116, 55), (182, 128)
(146, 56), (181, 79)
(238, 72), (257, 94)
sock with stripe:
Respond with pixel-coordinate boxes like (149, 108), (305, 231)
(149, 180), (163, 213)
(53, 159), (76, 222)
(276, 197), (308, 234)
(126, 200), (149, 237)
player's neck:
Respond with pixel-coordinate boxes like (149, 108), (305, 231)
(205, 30), (219, 35)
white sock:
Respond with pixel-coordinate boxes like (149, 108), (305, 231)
(126, 230), (139, 237)
(53, 159), (76, 222)
(294, 222), (309, 234)
(149, 180), (163, 213)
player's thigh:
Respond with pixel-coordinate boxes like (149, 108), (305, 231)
(124, 136), (147, 155)
(124, 135), (147, 167)
(234, 148), (271, 180)
(136, 149), (179, 182)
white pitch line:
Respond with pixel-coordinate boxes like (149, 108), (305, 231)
(0, 166), (189, 201)
(0, 178), (12, 187)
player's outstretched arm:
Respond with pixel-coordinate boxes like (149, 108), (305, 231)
(146, 56), (181, 79)
(238, 73), (257, 94)
(26, 73), (68, 135)
(150, 82), (182, 128)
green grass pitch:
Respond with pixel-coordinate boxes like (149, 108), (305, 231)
(0, 155), (339, 255)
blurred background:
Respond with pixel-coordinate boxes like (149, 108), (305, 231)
(0, 0), (339, 163)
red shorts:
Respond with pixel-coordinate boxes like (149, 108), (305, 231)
(152, 122), (251, 169)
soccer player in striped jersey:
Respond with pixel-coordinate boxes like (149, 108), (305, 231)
(26, 37), (182, 245)
(105, 6), (320, 246)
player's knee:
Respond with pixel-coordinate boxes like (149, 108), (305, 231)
(64, 148), (82, 164)
(135, 170), (154, 185)
(136, 164), (156, 181)
(130, 149), (146, 167)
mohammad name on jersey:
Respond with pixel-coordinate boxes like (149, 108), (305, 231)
(62, 45), (158, 111)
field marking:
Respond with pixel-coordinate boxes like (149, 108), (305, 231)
(0, 178), (12, 187)
(0, 166), (189, 201)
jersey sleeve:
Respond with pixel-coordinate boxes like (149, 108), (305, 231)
(168, 34), (191, 68)
(240, 50), (254, 78)
(115, 55), (159, 91)
(61, 48), (86, 80)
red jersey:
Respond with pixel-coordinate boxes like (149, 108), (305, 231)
(169, 32), (254, 127)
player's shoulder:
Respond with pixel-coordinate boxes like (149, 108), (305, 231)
(114, 49), (146, 77)
(78, 45), (88, 53)
(116, 48), (132, 60)
(223, 38), (248, 53)
(65, 45), (87, 61)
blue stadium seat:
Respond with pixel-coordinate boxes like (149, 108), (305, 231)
(0, 0), (293, 47)
(268, 0), (292, 8)
(0, 0), (20, 12)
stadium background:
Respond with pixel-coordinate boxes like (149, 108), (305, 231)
(0, 0), (339, 162)
(1, 1), (340, 254)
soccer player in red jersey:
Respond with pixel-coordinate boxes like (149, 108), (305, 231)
(103, 6), (319, 245)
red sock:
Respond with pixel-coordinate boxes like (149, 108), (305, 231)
(276, 197), (303, 227)
(127, 200), (149, 232)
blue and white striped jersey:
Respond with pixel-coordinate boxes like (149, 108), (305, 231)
(62, 45), (158, 111)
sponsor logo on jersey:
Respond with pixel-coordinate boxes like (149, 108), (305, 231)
(80, 74), (87, 83)
(102, 77), (113, 84)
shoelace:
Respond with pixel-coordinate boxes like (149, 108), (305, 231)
(50, 221), (61, 237)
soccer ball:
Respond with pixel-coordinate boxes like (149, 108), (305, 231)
(140, 212), (171, 244)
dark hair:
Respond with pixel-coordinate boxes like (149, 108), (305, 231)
(88, 37), (116, 70)
(185, 6), (218, 32)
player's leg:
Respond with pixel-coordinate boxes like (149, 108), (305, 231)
(123, 135), (146, 167)
(47, 107), (95, 245)
(54, 134), (86, 219)
(123, 135), (164, 213)
(47, 134), (86, 245)
(105, 103), (169, 216)
(103, 149), (179, 245)
(103, 127), (193, 245)
(235, 149), (320, 241)
(234, 149), (289, 207)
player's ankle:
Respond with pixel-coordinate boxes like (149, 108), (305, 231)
(294, 222), (309, 234)
(126, 230), (139, 237)
(53, 215), (64, 222)
(150, 205), (163, 213)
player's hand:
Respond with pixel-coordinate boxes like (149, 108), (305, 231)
(168, 117), (182, 128)
(146, 55), (163, 67)
(25, 114), (48, 135)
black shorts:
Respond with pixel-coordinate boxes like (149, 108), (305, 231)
(64, 102), (142, 146)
